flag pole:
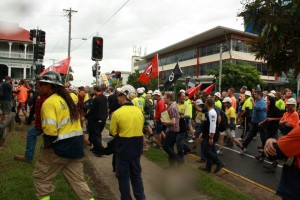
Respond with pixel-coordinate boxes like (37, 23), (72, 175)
(157, 54), (159, 90)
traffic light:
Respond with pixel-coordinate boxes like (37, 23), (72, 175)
(38, 30), (46, 43)
(36, 65), (45, 75)
(91, 36), (103, 61)
(34, 44), (45, 61)
(29, 29), (36, 41)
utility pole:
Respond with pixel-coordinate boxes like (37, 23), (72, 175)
(63, 7), (77, 83)
(218, 44), (223, 92)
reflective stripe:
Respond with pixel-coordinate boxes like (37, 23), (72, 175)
(54, 131), (83, 142)
(43, 118), (57, 126)
(43, 118), (72, 129)
(58, 118), (71, 129)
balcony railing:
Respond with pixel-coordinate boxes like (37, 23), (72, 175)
(0, 51), (33, 60)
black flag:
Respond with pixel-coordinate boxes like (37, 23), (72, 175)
(164, 62), (183, 90)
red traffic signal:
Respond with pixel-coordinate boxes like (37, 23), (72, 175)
(92, 36), (103, 61)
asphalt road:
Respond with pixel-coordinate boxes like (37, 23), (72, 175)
(187, 126), (282, 191)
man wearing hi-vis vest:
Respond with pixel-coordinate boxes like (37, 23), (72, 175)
(33, 71), (94, 200)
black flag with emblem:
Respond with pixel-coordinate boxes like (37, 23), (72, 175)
(164, 62), (183, 90)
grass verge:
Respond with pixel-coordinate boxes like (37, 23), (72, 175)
(0, 124), (105, 200)
(143, 148), (253, 200)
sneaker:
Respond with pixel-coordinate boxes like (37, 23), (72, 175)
(214, 163), (224, 173)
(188, 139), (195, 143)
(239, 148), (246, 154)
(14, 155), (32, 163)
(217, 150), (223, 155)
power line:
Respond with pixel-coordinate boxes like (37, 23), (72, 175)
(71, 0), (131, 52)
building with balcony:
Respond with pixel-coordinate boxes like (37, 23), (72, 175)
(132, 26), (286, 90)
(0, 22), (36, 82)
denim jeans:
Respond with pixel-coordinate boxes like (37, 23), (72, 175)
(163, 131), (179, 167)
(25, 126), (43, 161)
(176, 132), (184, 159)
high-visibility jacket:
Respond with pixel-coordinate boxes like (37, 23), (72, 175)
(70, 92), (78, 105)
(41, 93), (84, 158)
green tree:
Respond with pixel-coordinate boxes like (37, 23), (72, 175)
(207, 62), (265, 91)
(239, 0), (300, 75)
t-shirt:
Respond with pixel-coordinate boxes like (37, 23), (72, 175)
(226, 106), (236, 125)
(231, 96), (237, 110)
(155, 98), (166, 120)
(208, 109), (217, 134)
(278, 126), (300, 169)
(214, 100), (222, 110)
(0, 82), (13, 101)
(195, 111), (205, 123)
(166, 103), (180, 133)
(280, 111), (299, 128)
(276, 99), (286, 111)
(242, 97), (253, 111)
(132, 97), (144, 113)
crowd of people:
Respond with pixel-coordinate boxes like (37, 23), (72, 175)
(1, 73), (300, 200)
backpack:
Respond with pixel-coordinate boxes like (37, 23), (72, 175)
(141, 96), (154, 118)
(0, 82), (4, 97)
(218, 110), (228, 132)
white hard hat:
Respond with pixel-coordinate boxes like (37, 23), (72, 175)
(153, 90), (161, 96)
(222, 97), (232, 103)
(136, 88), (144, 94)
(270, 90), (276, 94)
(141, 87), (145, 92)
(196, 99), (204, 105)
(179, 89), (185, 93)
(147, 90), (153, 94)
(286, 98), (297, 105)
(214, 92), (221, 98)
(119, 84), (136, 99)
(267, 93), (275, 97)
(245, 91), (252, 96)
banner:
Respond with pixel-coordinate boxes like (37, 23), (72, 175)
(137, 54), (158, 85)
(164, 62), (183, 90)
(40, 57), (71, 76)
(203, 83), (215, 95)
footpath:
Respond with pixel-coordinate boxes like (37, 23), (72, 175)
(86, 128), (281, 200)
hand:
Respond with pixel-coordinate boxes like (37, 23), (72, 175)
(209, 138), (213, 145)
(265, 118), (270, 122)
(258, 122), (262, 126)
(264, 138), (277, 156)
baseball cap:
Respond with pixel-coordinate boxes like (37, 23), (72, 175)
(196, 99), (204, 105)
(286, 98), (297, 105)
(214, 92), (221, 98)
(222, 97), (232, 103)
(153, 90), (161, 96)
(136, 88), (144, 94)
(245, 91), (251, 96)
(270, 90), (276, 94)
(267, 93), (275, 97)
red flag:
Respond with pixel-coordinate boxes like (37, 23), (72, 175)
(203, 84), (215, 95)
(185, 83), (202, 98)
(137, 54), (158, 85)
(40, 57), (71, 76)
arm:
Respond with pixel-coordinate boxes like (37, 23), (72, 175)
(110, 112), (118, 136)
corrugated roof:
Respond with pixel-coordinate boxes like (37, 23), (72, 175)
(0, 22), (31, 42)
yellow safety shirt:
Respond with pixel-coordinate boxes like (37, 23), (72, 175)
(110, 104), (144, 138)
(41, 93), (83, 141)
(132, 97), (144, 113)
(242, 97), (253, 111)
(70, 92), (78, 105)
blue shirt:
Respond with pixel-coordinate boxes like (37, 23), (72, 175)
(251, 98), (266, 123)
(1, 82), (13, 102)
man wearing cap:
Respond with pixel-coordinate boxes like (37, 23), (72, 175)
(214, 92), (222, 110)
(279, 98), (299, 135)
(110, 85), (145, 200)
(217, 97), (244, 155)
(241, 89), (266, 154)
(153, 90), (166, 147)
(33, 71), (94, 200)
(240, 91), (253, 139)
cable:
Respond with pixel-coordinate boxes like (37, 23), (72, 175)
(71, 0), (131, 52)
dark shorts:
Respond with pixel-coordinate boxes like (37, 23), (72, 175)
(0, 101), (12, 115)
(155, 120), (165, 135)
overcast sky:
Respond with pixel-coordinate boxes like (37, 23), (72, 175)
(1, 0), (245, 86)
